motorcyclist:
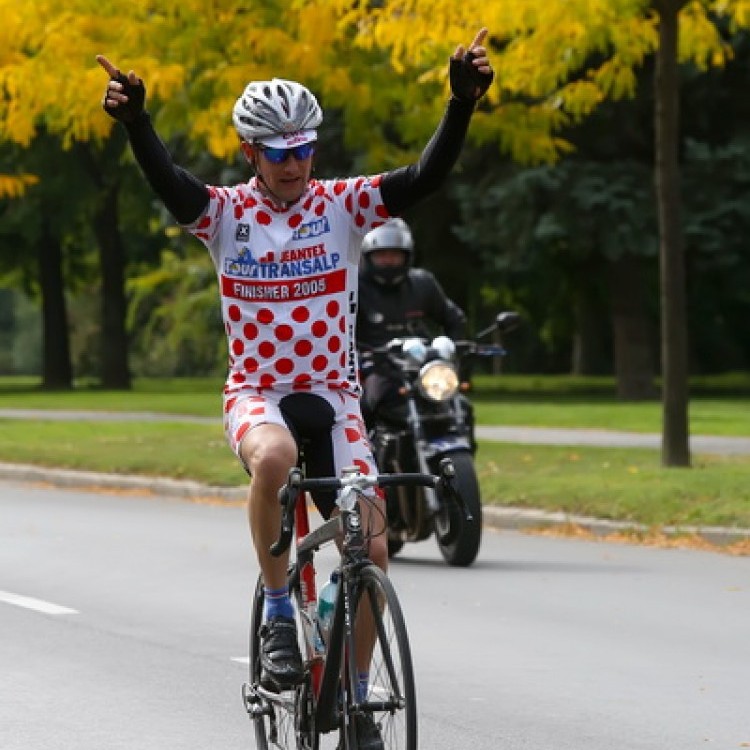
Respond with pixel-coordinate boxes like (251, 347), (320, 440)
(356, 218), (476, 448)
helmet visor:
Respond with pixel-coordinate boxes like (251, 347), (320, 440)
(255, 129), (317, 149)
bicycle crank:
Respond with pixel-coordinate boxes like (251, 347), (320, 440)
(242, 682), (273, 719)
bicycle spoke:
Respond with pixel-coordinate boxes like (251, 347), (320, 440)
(366, 584), (404, 705)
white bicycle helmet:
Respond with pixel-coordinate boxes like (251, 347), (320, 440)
(232, 78), (323, 143)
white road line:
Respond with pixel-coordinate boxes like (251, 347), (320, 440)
(0, 590), (79, 615)
(231, 656), (249, 665)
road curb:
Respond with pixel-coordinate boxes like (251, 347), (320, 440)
(3, 461), (748, 548)
(0, 462), (246, 502)
(482, 506), (750, 547)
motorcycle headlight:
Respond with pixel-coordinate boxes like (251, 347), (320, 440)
(417, 361), (459, 402)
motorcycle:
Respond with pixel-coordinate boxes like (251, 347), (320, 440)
(362, 311), (521, 566)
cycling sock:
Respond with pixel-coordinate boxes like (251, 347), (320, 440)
(263, 586), (294, 620)
(356, 672), (369, 703)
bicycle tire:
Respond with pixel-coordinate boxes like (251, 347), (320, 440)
(343, 564), (417, 750)
(248, 574), (319, 750)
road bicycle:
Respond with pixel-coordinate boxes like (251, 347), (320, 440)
(242, 457), (466, 750)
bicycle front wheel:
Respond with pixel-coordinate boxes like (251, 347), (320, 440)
(344, 564), (417, 750)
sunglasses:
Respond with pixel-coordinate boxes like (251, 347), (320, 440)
(257, 142), (316, 164)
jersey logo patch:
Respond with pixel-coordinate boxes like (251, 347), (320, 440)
(236, 223), (250, 242)
(292, 216), (330, 241)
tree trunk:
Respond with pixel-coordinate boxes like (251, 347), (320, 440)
(37, 221), (73, 389)
(0, 289), (14, 374)
(654, 1), (690, 466)
(92, 181), (131, 390)
(571, 287), (604, 376)
(608, 254), (658, 400)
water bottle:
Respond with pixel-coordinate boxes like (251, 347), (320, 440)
(316, 571), (339, 651)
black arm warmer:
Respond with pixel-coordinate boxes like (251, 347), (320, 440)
(380, 96), (475, 216)
(124, 113), (210, 225)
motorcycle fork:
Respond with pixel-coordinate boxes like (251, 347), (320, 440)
(451, 395), (466, 431)
(404, 389), (441, 514)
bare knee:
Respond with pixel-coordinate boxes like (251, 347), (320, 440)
(240, 425), (298, 494)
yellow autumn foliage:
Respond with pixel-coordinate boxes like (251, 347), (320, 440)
(0, 0), (747, 168)
(0, 173), (39, 198)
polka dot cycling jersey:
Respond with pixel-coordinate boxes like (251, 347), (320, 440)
(185, 175), (391, 396)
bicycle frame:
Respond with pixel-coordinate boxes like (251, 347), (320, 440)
(245, 459), (466, 748)
(289, 481), (369, 733)
(292, 492), (324, 696)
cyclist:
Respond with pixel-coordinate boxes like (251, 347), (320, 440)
(356, 217), (473, 436)
(97, 27), (493, 748)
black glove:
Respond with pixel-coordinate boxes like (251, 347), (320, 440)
(449, 51), (494, 102)
(103, 73), (146, 123)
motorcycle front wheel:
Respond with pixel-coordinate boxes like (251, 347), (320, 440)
(433, 450), (482, 567)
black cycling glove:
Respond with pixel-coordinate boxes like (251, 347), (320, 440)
(449, 51), (494, 102)
(103, 72), (146, 123)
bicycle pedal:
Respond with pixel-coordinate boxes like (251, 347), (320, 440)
(242, 682), (270, 718)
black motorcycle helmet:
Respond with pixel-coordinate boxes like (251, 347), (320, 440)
(361, 218), (414, 287)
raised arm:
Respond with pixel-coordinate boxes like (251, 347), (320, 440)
(380, 28), (494, 216)
(96, 55), (209, 225)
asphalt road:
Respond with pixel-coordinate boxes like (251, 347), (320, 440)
(2, 480), (748, 749)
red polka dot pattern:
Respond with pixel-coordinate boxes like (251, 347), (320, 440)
(295, 340), (313, 357)
(345, 427), (361, 443)
(187, 174), (390, 395)
(292, 306), (309, 323)
(276, 324), (293, 341)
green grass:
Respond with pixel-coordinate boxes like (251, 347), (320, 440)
(0, 418), (244, 487)
(471, 371), (750, 397)
(1, 374), (749, 530)
(1, 417), (748, 530)
(472, 397), (750, 436)
(476, 444), (750, 529)
(0, 376), (225, 417)
(469, 373), (750, 435)
(2, 375), (749, 435)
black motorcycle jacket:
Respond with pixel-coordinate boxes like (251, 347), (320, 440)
(356, 267), (467, 350)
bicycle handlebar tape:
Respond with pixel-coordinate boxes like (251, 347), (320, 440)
(377, 473), (438, 488)
(301, 477), (343, 492)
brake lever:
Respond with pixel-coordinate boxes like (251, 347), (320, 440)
(270, 467), (303, 557)
(437, 457), (473, 523)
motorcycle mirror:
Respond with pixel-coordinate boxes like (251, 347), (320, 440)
(431, 336), (456, 360)
(495, 311), (521, 334)
(402, 338), (428, 364)
(476, 311), (521, 339)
